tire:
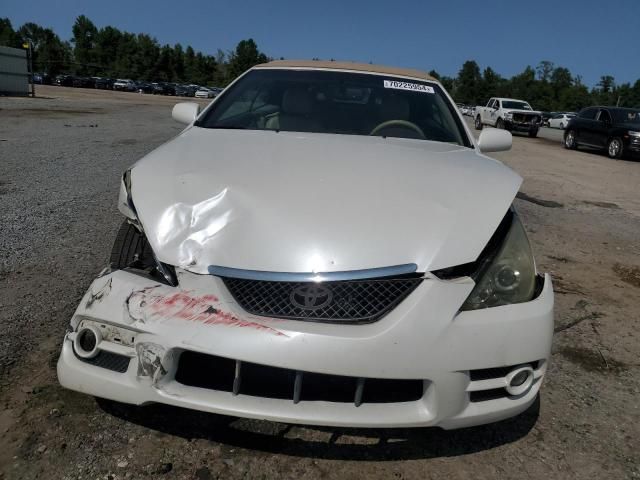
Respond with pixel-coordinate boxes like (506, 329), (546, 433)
(496, 118), (504, 129)
(559, 122), (564, 129)
(109, 221), (154, 269)
(528, 128), (538, 138)
(607, 137), (624, 159)
(564, 129), (577, 150)
(474, 116), (483, 130)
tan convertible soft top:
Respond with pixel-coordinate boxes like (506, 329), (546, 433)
(254, 60), (437, 82)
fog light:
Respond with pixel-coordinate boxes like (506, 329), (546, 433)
(505, 366), (534, 396)
(510, 370), (529, 387)
(73, 326), (102, 358)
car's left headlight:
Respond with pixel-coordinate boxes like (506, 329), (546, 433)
(628, 130), (640, 138)
(504, 112), (513, 121)
(460, 211), (536, 311)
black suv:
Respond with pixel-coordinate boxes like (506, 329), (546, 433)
(564, 106), (640, 159)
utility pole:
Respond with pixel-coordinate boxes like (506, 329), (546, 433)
(23, 41), (35, 97)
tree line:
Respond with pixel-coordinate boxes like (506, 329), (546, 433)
(0, 15), (268, 86)
(430, 60), (640, 111)
(2, 15), (639, 109)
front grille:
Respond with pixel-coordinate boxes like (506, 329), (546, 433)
(513, 113), (540, 124)
(222, 275), (423, 323)
(175, 351), (425, 405)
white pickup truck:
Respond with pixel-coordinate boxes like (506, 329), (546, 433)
(474, 97), (542, 138)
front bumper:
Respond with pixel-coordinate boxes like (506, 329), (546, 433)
(505, 119), (539, 132)
(627, 135), (640, 152)
(57, 269), (554, 429)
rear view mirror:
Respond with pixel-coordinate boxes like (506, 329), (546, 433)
(172, 102), (201, 125)
(477, 128), (512, 153)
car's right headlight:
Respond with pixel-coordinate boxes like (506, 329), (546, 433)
(118, 168), (178, 287)
(460, 211), (537, 311)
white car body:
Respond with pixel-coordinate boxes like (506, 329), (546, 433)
(195, 88), (216, 98)
(58, 61), (553, 429)
(548, 113), (576, 129)
(113, 79), (136, 92)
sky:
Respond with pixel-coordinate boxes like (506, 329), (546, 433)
(3, 0), (639, 87)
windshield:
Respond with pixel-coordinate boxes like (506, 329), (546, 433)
(502, 101), (532, 110)
(196, 69), (471, 147)
(613, 109), (640, 124)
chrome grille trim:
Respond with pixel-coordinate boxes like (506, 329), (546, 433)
(208, 263), (418, 282)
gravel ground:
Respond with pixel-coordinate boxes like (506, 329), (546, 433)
(0, 86), (639, 479)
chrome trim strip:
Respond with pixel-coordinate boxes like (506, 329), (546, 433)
(207, 263), (418, 282)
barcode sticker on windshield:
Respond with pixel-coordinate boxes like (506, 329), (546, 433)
(383, 80), (434, 94)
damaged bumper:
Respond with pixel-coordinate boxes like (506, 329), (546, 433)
(57, 269), (554, 429)
(505, 120), (539, 132)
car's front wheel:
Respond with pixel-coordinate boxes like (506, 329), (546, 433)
(496, 118), (504, 129)
(528, 128), (538, 138)
(607, 137), (624, 159)
(564, 130), (577, 150)
(474, 116), (483, 130)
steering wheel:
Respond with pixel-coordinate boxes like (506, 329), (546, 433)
(369, 119), (426, 139)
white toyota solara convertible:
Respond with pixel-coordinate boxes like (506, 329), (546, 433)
(58, 60), (553, 429)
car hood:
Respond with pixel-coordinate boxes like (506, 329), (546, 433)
(130, 128), (521, 275)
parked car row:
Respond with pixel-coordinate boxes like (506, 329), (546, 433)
(45, 74), (222, 99)
(456, 103), (476, 117)
(469, 96), (639, 159)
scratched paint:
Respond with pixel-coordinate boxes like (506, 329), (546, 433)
(85, 278), (113, 309)
(126, 288), (287, 336)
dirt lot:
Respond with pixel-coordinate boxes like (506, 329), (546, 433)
(1, 86), (639, 480)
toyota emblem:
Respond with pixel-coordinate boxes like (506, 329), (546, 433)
(290, 284), (333, 310)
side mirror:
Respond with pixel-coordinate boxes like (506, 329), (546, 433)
(172, 102), (201, 125)
(477, 128), (512, 153)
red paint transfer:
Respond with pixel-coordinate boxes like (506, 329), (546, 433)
(131, 289), (286, 336)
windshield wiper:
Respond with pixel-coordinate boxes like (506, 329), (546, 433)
(209, 125), (247, 129)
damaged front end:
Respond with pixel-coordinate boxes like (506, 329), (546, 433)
(57, 140), (552, 429)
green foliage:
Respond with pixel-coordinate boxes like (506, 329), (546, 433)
(16, 22), (71, 76)
(226, 39), (269, 84)
(71, 15), (97, 75)
(0, 18), (22, 48)
(0, 15), (269, 86)
(454, 60), (640, 110)
(455, 60), (483, 104)
(2, 15), (639, 107)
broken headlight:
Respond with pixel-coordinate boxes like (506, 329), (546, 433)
(461, 211), (536, 310)
(119, 169), (178, 287)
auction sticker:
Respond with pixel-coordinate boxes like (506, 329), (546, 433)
(383, 80), (434, 94)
